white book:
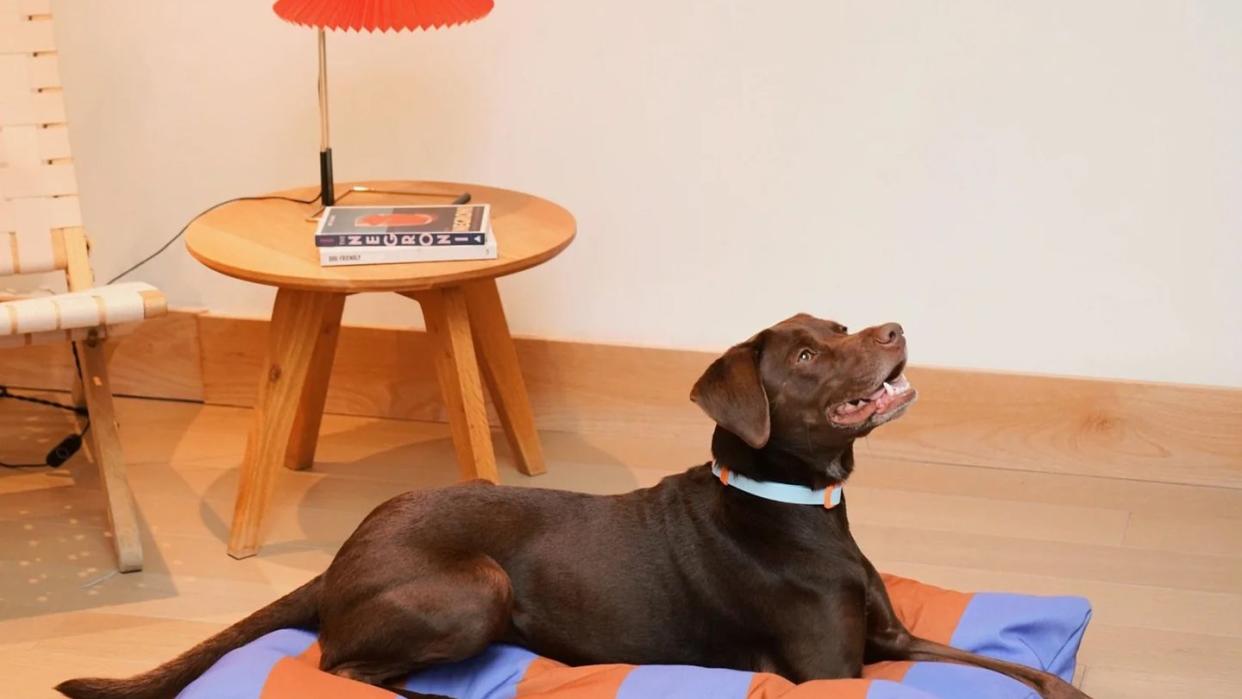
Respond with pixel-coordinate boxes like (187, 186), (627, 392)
(315, 204), (497, 267)
(319, 232), (498, 267)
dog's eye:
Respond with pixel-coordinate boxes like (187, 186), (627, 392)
(797, 349), (815, 363)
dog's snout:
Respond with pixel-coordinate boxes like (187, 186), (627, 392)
(872, 323), (904, 346)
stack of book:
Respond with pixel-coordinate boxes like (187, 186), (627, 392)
(314, 204), (497, 267)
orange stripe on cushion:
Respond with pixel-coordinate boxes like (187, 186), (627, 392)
(299, 641), (323, 666)
(260, 657), (396, 699)
(881, 573), (971, 644)
(516, 657), (634, 698)
(746, 672), (795, 698)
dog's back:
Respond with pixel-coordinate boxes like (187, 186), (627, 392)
(324, 471), (755, 667)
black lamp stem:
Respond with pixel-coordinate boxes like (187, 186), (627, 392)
(317, 28), (335, 206)
(319, 148), (334, 207)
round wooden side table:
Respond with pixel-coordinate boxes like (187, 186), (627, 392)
(185, 180), (575, 558)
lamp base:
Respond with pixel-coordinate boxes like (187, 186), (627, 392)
(319, 148), (335, 206)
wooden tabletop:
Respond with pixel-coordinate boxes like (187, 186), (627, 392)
(185, 181), (576, 293)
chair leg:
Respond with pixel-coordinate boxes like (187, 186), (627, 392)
(284, 294), (346, 471)
(75, 336), (143, 573)
(69, 363), (87, 410)
(463, 279), (547, 476)
(412, 287), (499, 483)
(228, 290), (345, 559)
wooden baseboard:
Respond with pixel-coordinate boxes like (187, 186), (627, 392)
(0, 312), (203, 401)
(3, 310), (1239, 488)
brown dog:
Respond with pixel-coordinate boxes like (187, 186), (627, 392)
(57, 314), (1089, 699)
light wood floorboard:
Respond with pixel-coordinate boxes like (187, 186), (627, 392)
(1, 394), (1239, 697)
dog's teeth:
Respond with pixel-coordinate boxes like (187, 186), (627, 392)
(883, 381), (896, 396)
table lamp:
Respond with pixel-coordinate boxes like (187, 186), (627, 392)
(272, 0), (495, 206)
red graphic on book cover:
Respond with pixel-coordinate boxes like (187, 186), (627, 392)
(354, 213), (437, 228)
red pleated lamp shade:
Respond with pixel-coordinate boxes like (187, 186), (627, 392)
(272, 0), (494, 32)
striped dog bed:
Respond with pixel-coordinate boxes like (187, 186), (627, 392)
(179, 575), (1091, 698)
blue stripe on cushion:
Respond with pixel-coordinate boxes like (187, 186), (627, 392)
(895, 592), (1092, 698)
(950, 593), (1092, 682)
(865, 679), (940, 698)
(400, 643), (539, 699)
(616, 664), (754, 699)
(901, 662), (1038, 698)
(179, 628), (317, 699)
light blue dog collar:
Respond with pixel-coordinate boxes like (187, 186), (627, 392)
(711, 461), (843, 508)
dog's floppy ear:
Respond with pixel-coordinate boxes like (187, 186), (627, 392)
(690, 338), (770, 449)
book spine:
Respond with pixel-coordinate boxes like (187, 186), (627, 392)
(319, 243), (498, 267)
(315, 232), (489, 248)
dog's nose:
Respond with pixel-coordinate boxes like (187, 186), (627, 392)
(872, 323), (904, 346)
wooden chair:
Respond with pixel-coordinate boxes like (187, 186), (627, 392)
(1, 2), (166, 572)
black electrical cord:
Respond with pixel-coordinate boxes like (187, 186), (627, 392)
(0, 344), (92, 469)
(106, 193), (322, 285)
(106, 187), (471, 286)
(6, 186), (474, 467)
(0, 386), (84, 414)
(11, 186), (485, 466)
(0, 385), (90, 469)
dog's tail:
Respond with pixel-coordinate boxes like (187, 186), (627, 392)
(56, 574), (323, 699)
(868, 633), (1089, 699)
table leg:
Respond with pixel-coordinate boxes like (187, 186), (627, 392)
(284, 294), (346, 471)
(413, 286), (499, 483)
(228, 289), (345, 559)
(463, 279), (547, 476)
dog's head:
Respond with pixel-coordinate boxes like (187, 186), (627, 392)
(690, 313), (916, 485)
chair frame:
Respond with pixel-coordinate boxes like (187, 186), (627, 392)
(2, 2), (143, 572)
(0, 231), (145, 573)
(61, 229), (143, 571)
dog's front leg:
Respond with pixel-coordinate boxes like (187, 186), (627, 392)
(764, 579), (869, 683)
(857, 559), (1091, 699)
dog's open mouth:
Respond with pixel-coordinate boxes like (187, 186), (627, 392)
(829, 372), (916, 426)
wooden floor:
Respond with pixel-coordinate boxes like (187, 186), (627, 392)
(1, 394), (1239, 698)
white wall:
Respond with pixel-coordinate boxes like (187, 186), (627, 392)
(50, 1), (1241, 387)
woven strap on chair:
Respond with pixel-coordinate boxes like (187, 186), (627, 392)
(1, 0), (79, 275)
(0, 282), (166, 347)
